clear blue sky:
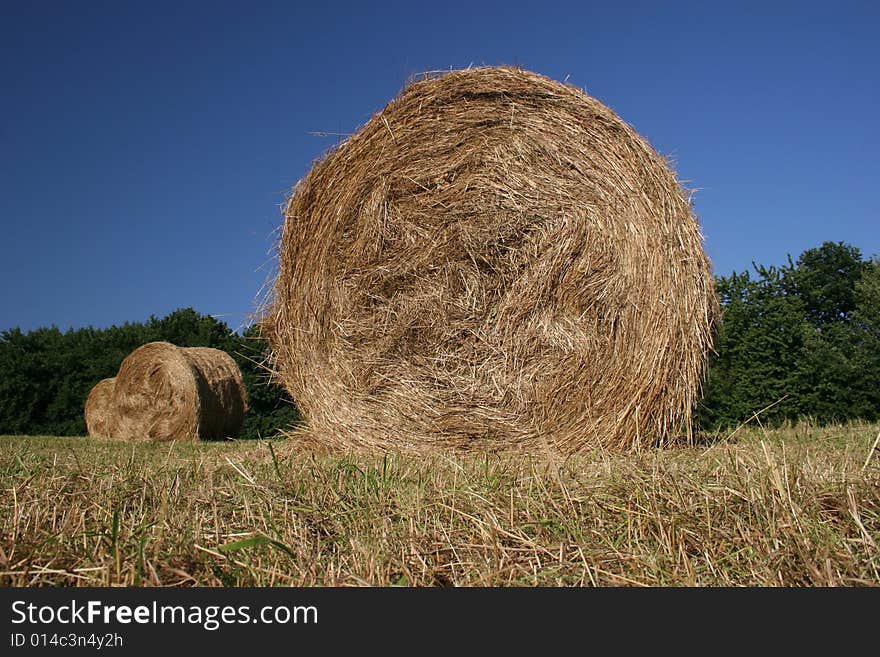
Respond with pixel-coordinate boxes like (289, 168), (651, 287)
(2, 1), (877, 334)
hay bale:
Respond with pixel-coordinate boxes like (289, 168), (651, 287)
(84, 377), (117, 439)
(111, 342), (247, 442)
(265, 66), (718, 453)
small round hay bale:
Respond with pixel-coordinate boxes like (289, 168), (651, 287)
(84, 377), (117, 439)
(266, 66), (718, 453)
(112, 342), (247, 442)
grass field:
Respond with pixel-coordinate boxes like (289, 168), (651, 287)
(2, 422), (878, 586)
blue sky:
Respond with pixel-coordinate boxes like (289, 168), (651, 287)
(2, 1), (877, 334)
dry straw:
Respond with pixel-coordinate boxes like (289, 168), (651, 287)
(265, 66), (718, 453)
(111, 342), (247, 442)
(84, 377), (117, 439)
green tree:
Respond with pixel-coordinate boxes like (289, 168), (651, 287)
(788, 244), (875, 422)
(145, 308), (237, 350)
(851, 259), (880, 418)
(785, 241), (867, 326)
(854, 259), (880, 341)
(699, 266), (807, 428)
(232, 324), (301, 439)
(701, 242), (879, 430)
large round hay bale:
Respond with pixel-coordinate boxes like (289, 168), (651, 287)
(84, 377), (117, 439)
(111, 342), (247, 442)
(266, 66), (718, 453)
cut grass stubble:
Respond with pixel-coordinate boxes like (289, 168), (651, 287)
(1, 422), (878, 586)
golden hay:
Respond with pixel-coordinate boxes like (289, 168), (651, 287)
(84, 377), (117, 439)
(265, 66), (718, 453)
(111, 342), (247, 442)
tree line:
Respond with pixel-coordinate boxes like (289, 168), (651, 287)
(0, 308), (299, 438)
(0, 241), (877, 437)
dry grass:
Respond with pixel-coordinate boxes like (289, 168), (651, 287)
(111, 342), (247, 442)
(1, 421), (877, 586)
(265, 66), (718, 454)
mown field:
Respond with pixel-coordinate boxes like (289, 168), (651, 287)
(1, 422), (878, 586)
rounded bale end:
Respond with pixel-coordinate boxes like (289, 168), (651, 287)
(84, 377), (118, 439)
(111, 341), (249, 442)
(111, 341), (201, 442)
(182, 346), (248, 440)
(266, 66), (718, 453)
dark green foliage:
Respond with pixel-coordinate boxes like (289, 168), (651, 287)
(0, 309), (299, 438)
(700, 242), (880, 430)
(699, 267), (808, 428)
(852, 263), (880, 410)
(855, 262), (880, 342)
(229, 325), (301, 440)
(785, 242), (867, 326)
